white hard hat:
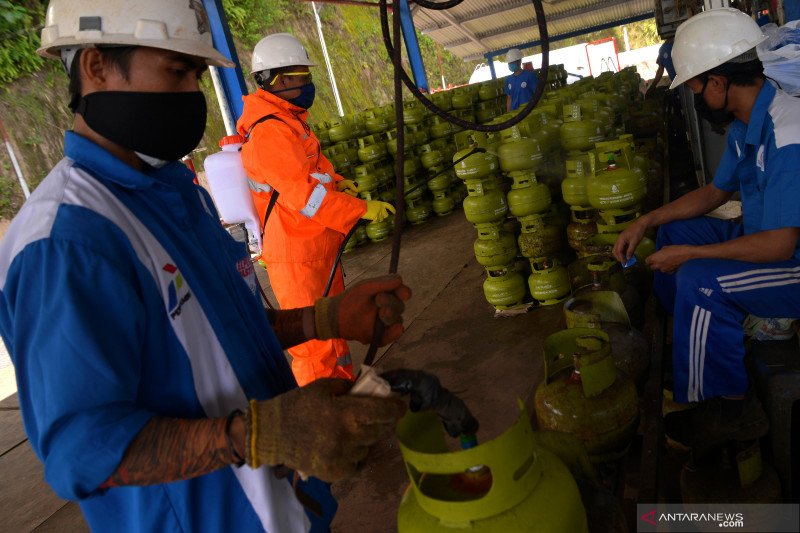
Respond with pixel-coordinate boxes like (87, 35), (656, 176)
(669, 8), (766, 89)
(37, 0), (233, 67)
(251, 33), (316, 75)
(506, 48), (523, 63)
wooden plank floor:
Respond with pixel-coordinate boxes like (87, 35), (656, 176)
(0, 211), (561, 531)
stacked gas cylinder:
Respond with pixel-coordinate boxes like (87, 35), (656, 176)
(447, 66), (663, 313)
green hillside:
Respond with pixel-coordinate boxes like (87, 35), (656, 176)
(0, 1), (477, 219)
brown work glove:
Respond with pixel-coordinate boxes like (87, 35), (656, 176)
(314, 274), (412, 345)
(244, 378), (405, 482)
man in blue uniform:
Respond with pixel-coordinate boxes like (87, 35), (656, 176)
(504, 48), (538, 111)
(0, 1), (410, 531)
(645, 39), (676, 97)
(614, 8), (800, 453)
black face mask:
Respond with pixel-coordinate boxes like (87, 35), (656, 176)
(693, 78), (734, 132)
(76, 91), (207, 162)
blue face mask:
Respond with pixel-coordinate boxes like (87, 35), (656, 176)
(274, 82), (316, 109)
(509, 61), (521, 73)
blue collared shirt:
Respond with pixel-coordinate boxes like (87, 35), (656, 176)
(0, 132), (334, 532)
(713, 83), (800, 259)
(504, 69), (538, 110)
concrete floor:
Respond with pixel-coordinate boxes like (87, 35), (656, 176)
(0, 211), (567, 531)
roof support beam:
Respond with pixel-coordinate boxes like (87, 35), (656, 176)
(436, 4), (488, 52)
(418, 0), (531, 32)
(472, 12), (654, 62)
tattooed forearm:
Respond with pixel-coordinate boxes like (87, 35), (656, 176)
(100, 414), (244, 488)
(267, 307), (314, 348)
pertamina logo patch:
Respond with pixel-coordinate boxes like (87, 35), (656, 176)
(163, 263), (193, 320)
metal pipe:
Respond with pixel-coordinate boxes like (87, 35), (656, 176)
(209, 65), (236, 136)
(0, 119), (30, 199)
(312, 1), (345, 117)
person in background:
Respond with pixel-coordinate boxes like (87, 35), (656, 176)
(237, 33), (396, 387)
(504, 48), (538, 111)
(613, 8), (800, 456)
(645, 38), (675, 97)
(0, 1), (411, 531)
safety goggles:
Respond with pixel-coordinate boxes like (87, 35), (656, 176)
(270, 71), (313, 86)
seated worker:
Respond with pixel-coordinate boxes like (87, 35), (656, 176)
(613, 8), (800, 454)
(504, 48), (538, 111)
(0, 1), (410, 531)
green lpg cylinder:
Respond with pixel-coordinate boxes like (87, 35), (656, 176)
(454, 148), (500, 181)
(406, 197), (432, 225)
(432, 191), (455, 217)
(474, 222), (518, 267)
(429, 115), (459, 139)
(563, 292), (650, 386)
(328, 118), (353, 143)
(483, 266), (526, 309)
(478, 82), (501, 101)
(430, 91), (453, 112)
(534, 329), (639, 463)
(476, 101), (500, 124)
(403, 100), (425, 125)
(517, 213), (562, 259)
(404, 175), (425, 202)
(528, 258), (571, 306)
(418, 143), (445, 170)
(507, 170), (551, 218)
(451, 87), (474, 109)
(396, 402), (588, 533)
(343, 233), (358, 253)
(358, 134), (388, 164)
(568, 255), (626, 295)
(587, 157), (646, 211)
(559, 104), (605, 154)
(366, 219), (391, 242)
(463, 178), (507, 225)
(498, 129), (544, 173)
(426, 166), (454, 193)
(364, 109), (390, 134)
(595, 206), (641, 234)
(566, 207), (598, 254)
(407, 123), (430, 146)
(355, 224), (368, 245)
(353, 163), (380, 196)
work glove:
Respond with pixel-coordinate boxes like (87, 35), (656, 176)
(337, 179), (360, 196)
(244, 378), (405, 482)
(362, 200), (396, 223)
(314, 274), (412, 345)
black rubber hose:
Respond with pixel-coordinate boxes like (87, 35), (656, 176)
(322, 219), (367, 298)
(379, 0), (550, 133)
(380, 368), (480, 437)
(410, 0), (466, 9)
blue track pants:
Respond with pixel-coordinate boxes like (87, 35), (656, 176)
(653, 217), (800, 403)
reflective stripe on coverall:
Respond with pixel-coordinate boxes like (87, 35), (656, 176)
(237, 89), (366, 386)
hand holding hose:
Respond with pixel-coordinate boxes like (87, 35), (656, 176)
(244, 378), (405, 482)
(315, 274), (411, 345)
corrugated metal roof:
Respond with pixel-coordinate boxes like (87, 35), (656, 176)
(412, 0), (655, 60)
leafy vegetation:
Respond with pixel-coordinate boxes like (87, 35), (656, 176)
(0, 0), (45, 85)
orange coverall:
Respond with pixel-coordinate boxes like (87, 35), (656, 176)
(237, 89), (366, 386)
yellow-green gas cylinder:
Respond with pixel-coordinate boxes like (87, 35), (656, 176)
(595, 206), (641, 234)
(483, 265), (526, 309)
(478, 82), (501, 101)
(432, 191), (455, 217)
(403, 100), (425, 125)
(353, 163), (380, 194)
(534, 329), (639, 463)
(357, 134), (388, 164)
(561, 154), (595, 208)
(463, 179), (508, 225)
(568, 255), (627, 295)
(406, 197), (433, 225)
(355, 224), (368, 245)
(396, 402), (587, 533)
(498, 128), (544, 173)
(451, 87), (474, 110)
(517, 213), (562, 259)
(431, 91), (453, 112)
(427, 166), (454, 193)
(419, 143), (445, 170)
(366, 219), (391, 242)
(507, 170), (551, 217)
(587, 156), (646, 211)
(474, 222), (518, 268)
(563, 292), (650, 386)
(528, 258), (571, 306)
(567, 207), (598, 254)
(364, 109), (390, 134)
(454, 148), (500, 181)
(476, 101), (500, 124)
(327, 117), (353, 143)
(560, 104), (605, 154)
